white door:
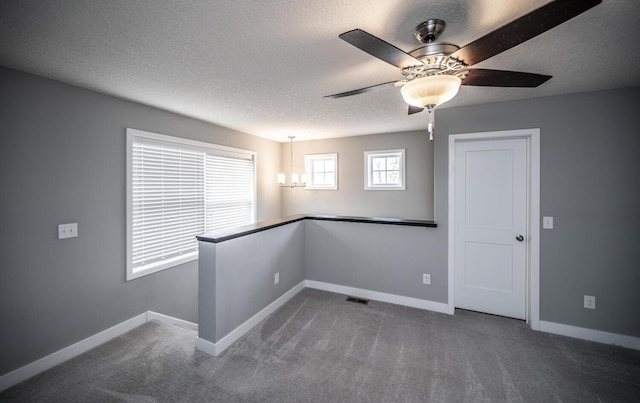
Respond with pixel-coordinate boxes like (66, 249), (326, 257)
(453, 138), (527, 319)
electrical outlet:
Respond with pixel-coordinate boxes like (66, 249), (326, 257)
(422, 273), (431, 285)
(584, 295), (596, 309)
(58, 223), (78, 239)
(274, 272), (279, 285)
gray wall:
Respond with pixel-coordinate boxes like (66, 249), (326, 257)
(1, 61), (638, 379)
(284, 86), (640, 338)
(281, 131), (434, 220)
(435, 87), (640, 337)
(0, 66), (281, 376)
(199, 221), (305, 343)
(305, 220), (445, 303)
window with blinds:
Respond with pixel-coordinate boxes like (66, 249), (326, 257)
(126, 128), (256, 280)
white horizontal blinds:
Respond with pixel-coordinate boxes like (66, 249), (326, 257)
(204, 152), (255, 232)
(128, 130), (256, 278)
(131, 141), (205, 270)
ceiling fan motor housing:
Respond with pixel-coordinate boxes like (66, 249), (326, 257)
(404, 20), (468, 80)
(402, 43), (467, 80)
(413, 19), (446, 43)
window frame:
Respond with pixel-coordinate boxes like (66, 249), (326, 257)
(304, 153), (338, 190)
(126, 128), (256, 281)
(364, 149), (406, 190)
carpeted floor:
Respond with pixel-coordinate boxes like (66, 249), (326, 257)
(2, 288), (639, 402)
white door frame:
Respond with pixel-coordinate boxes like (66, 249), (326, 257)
(447, 128), (540, 330)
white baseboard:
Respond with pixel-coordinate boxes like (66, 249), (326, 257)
(0, 313), (147, 392)
(6, 291), (637, 394)
(196, 280), (306, 357)
(147, 311), (198, 331)
(539, 321), (640, 350)
(306, 282), (640, 351)
(0, 310), (198, 392)
(194, 337), (217, 357)
(305, 280), (450, 315)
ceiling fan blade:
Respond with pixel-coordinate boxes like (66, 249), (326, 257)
(324, 81), (400, 99)
(451, 0), (601, 66)
(408, 105), (424, 115)
(462, 69), (552, 87)
(339, 29), (422, 68)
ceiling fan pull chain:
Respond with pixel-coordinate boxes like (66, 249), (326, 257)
(427, 106), (435, 142)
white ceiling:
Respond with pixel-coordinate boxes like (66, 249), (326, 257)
(1, 0), (639, 142)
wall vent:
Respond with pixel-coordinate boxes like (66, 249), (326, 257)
(346, 296), (369, 305)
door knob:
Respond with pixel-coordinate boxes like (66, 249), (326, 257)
(516, 234), (524, 242)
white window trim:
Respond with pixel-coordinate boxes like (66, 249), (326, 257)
(126, 128), (256, 281)
(364, 149), (406, 190)
(304, 153), (338, 190)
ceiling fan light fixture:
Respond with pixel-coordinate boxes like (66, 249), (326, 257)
(400, 74), (461, 108)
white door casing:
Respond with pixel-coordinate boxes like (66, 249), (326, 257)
(448, 129), (540, 328)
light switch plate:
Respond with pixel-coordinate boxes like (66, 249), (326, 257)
(584, 295), (596, 309)
(543, 216), (554, 229)
(58, 223), (78, 239)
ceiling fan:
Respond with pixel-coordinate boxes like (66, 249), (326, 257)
(325, 0), (602, 139)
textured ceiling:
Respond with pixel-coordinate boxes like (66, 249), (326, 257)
(1, 0), (639, 142)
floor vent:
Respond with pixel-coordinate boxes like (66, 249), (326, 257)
(346, 296), (369, 305)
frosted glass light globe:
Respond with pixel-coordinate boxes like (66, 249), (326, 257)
(401, 75), (461, 108)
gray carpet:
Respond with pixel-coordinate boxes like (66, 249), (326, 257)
(2, 288), (639, 402)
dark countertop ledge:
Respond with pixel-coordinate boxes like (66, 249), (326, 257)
(196, 214), (437, 244)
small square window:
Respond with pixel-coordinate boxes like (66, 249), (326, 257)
(365, 149), (405, 190)
(305, 153), (338, 190)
